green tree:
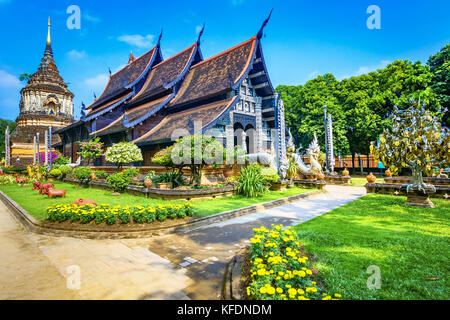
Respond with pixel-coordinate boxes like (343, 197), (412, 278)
(428, 43), (450, 127)
(0, 119), (17, 154)
(277, 74), (350, 156)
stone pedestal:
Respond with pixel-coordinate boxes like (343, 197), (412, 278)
(401, 185), (436, 208)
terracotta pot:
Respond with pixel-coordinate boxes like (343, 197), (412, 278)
(144, 178), (153, 188)
(342, 168), (350, 177)
(90, 173), (97, 181)
(223, 166), (233, 178)
(385, 168), (392, 177)
(366, 172), (377, 183)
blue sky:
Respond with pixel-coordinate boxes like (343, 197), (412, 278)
(0, 0), (449, 121)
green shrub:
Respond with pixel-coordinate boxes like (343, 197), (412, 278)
(49, 169), (62, 178)
(59, 165), (72, 176)
(122, 168), (140, 180)
(261, 167), (280, 184)
(153, 171), (186, 188)
(54, 156), (70, 165)
(237, 165), (268, 197)
(95, 170), (108, 179)
(73, 167), (92, 182)
(106, 172), (129, 193)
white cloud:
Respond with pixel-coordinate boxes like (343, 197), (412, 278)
(118, 34), (155, 48)
(67, 49), (87, 60)
(84, 74), (109, 93)
(308, 70), (320, 79)
(0, 70), (21, 88)
(338, 60), (391, 80)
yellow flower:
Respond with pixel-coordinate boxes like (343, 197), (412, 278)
(266, 287), (275, 295)
(276, 288), (283, 294)
(259, 287), (267, 294)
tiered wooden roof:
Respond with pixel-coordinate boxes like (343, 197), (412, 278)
(78, 11), (277, 145)
(133, 96), (238, 145)
(86, 45), (161, 114)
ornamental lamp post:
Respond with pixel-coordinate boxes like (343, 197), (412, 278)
(323, 105), (329, 173)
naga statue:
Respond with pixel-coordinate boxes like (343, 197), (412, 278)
(288, 131), (323, 177)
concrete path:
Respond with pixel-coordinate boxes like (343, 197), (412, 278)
(138, 185), (366, 299)
(0, 185), (365, 300)
(0, 200), (191, 300)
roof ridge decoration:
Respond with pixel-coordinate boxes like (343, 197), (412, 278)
(197, 23), (205, 44)
(157, 29), (163, 47)
(257, 8), (273, 40)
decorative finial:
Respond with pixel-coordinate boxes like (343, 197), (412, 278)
(257, 9), (273, 40)
(128, 51), (136, 64)
(93, 92), (97, 99)
(157, 29), (163, 47)
(81, 102), (86, 119)
(47, 17), (51, 44)
(109, 68), (112, 76)
(197, 23), (205, 44)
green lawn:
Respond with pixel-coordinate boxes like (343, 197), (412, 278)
(0, 182), (314, 221)
(294, 194), (450, 300)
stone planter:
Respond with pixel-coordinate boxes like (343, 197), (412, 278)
(401, 185), (436, 208)
(270, 182), (288, 192)
(306, 174), (316, 180)
(158, 182), (173, 190)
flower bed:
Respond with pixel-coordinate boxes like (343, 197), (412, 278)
(47, 203), (195, 225)
(246, 224), (341, 300)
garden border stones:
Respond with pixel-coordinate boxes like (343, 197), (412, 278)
(0, 189), (324, 240)
(63, 178), (235, 200)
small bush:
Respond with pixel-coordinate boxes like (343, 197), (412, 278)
(73, 167), (92, 182)
(153, 171), (186, 188)
(122, 168), (140, 180)
(95, 170), (108, 179)
(59, 165), (72, 176)
(49, 169), (62, 178)
(261, 167), (280, 184)
(237, 165), (268, 197)
(54, 156), (70, 165)
(107, 172), (129, 193)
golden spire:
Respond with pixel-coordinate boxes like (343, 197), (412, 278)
(47, 17), (51, 44)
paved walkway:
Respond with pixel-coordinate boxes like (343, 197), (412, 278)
(0, 201), (191, 300)
(0, 185), (365, 300)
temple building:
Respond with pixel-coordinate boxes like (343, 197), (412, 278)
(55, 13), (287, 168)
(11, 18), (74, 164)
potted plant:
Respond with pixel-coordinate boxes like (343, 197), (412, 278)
(49, 168), (62, 181)
(58, 165), (72, 181)
(106, 172), (130, 195)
